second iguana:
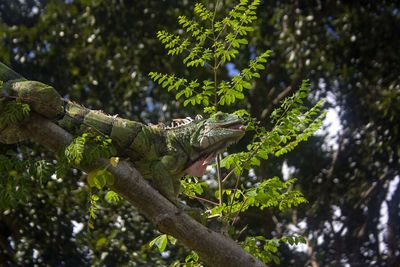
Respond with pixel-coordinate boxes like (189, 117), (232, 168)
(0, 62), (245, 204)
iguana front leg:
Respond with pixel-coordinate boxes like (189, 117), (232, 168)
(150, 155), (183, 204)
(151, 161), (177, 204)
(153, 159), (204, 222)
(156, 156), (204, 222)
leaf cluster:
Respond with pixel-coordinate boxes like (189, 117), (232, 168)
(150, 235), (203, 267)
(148, 234), (177, 253)
(209, 177), (307, 220)
(243, 177), (307, 211)
(0, 151), (53, 210)
(177, 81), (321, 264)
(56, 132), (121, 230)
(149, 0), (268, 110)
(172, 251), (203, 267)
(0, 99), (30, 129)
(180, 176), (205, 197)
(87, 174), (121, 230)
(63, 132), (116, 166)
(0, 88), (55, 210)
(221, 80), (326, 175)
(242, 234), (307, 264)
(56, 132), (116, 178)
(147, 2), (325, 264)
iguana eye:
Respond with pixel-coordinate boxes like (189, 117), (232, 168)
(215, 114), (224, 121)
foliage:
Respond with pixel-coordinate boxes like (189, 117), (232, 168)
(242, 235), (306, 264)
(149, 0), (269, 111)
(57, 132), (121, 229)
(63, 132), (116, 166)
(172, 251), (203, 267)
(150, 235), (204, 267)
(0, 86), (51, 209)
(148, 1), (324, 264)
(1, 0), (396, 266)
(149, 234), (177, 253)
(0, 152), (53, 210)
(221, 80), (326, 176)
(209, 177), (307, 219)
(0, 0), (321, 265)
(0, 80), (31, 129)
(0, 100), (30, 129)
(180, 176), (206, 197)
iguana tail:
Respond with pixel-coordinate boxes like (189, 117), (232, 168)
(0, 62), (26, 82)
(0, 61), (64, 119)
(0, 62), (146, 151)
(59, 102), (145, 153)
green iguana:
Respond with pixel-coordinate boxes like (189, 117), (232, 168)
(0, 62), (245, 203)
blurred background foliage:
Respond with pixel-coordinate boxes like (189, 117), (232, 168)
(0, 0), (399, 266)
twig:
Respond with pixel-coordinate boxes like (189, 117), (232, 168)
(190, 195), (219, 206)
(216, 154), (223, 206)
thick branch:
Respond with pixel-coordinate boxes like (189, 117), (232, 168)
(21, 114), (266, 267)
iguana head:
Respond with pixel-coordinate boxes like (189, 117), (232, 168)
(184, 112), (246, 176)
(190, 112), (245, 149)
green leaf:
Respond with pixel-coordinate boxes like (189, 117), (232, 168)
(105, 171), (115, 185)
(94, 171), (106, 189)
(256, 64), (265, 70)
(243, 81), (252, 89)
(149, 234), (168, 253)
(87, 170), (97, 188)
(95, 237), (107, 250)
(105, 191), (122, 203)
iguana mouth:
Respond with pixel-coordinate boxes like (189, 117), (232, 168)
(184, 114), (246, 176)
(215, 123), (245, 131)
(184, 152), (216, 176)
(185, 136), (240, 176)
(226, 123), (245, 131)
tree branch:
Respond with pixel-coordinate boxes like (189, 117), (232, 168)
(19, 114), (266, 267)
(260, 82), (299, 121)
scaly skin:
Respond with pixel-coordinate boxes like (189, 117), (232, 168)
(0, 62), (245, 203)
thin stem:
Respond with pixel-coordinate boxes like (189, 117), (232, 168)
(228, 168), (242, 216)
(215, 8), (249, 70)
(222, 168), (235, 183)
(236, 225), (248, 241)
(214, 62), (218, 110)
(214, 1), (235, 41)
(216, 154), (223, 206)
(182, 47), (213, 69)
(212, 0), (220, 110)
(190, 195), (219, 206)
(221, 112), (293, 184)
(212, 0), (220, 29)
(231, 198), (248, 226)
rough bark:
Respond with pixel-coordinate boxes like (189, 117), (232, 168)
(19, 114), (266, 267)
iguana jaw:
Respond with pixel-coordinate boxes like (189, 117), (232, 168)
(184, 137), (239, 176)
(184, 153), (215, 177)
(212, 122), (245, 132)
(185, 113), (246, 176)
(198, 121), (245, 149)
